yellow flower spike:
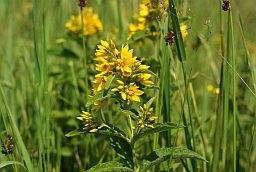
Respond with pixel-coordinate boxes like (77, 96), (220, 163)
(180, 23), (189, 40)
(139, 4), (150, 17)
(138, 64), (150, 70)
(131, 95), (140, 102)
(129, 24), (139, 32)
(123, 67), (132, 73)
(65, 7), (103, 36)
(116, 80), (124, 85)
(137, 17), (146, 23)
(140, 74), (151, 80)
(207, 85), (220, 95)
(121, 92), (127, 100)
(143, 104), (147, 110)
(100, 40), (110, 48)
(89, 128), (98, 133)
(111, 88), (119, 92)
(76, 116), (84, 121)
(147, 125), (154, 128)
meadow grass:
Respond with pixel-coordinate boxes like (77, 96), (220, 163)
(0, 0), (255, 171)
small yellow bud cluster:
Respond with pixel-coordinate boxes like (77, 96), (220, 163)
(137, 104), (157, 128)
(65, 7), (103, 37)
(207, 85), (220, 95)
(76, 111), (99, 132)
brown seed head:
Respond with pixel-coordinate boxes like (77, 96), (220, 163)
(222, 0), (230, 11)
(78, 0), (87, 8)
(164, 30), (175, 45)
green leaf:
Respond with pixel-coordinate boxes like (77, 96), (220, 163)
(145, 97), (155, 109)
(105, 75), (116, 90)
(141, 147), (206, 171)
(0, 161), (28, 171)
(86, 91), (109, 107)
(132, 123), (183, 144)
(168, 0), (186, 62)
(65, 129), (84, 137)
(47, 48), (79, 59)
(109, 136), (134, 168)
(97, 125), (127, 140)
(86, 161), (133, 172)
(120, 110), (138, 120)
(127, 31), (147, 43)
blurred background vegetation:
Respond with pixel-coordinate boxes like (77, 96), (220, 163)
(0, 0), (255, 171)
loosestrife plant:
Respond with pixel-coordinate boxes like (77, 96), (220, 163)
(128, 0), (189, 42)
(65, 7), (103, 37)
(66, 40), (205, 171)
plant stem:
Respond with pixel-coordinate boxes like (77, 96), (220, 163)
(80, 7), (89, 104)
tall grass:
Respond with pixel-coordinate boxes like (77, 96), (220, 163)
(0, 0), (256, 171)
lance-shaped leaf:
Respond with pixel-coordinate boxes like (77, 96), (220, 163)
(86, 161), (133, 172)
(132, 123), (183, 144)
(145, 97), (155, 109)
(65, 124), (127, 141)
(105, 75), (116, 90)
(0, 161), (28, 171)
(109, 136), (134, 168)
(86, 91), (111, 107)
(47, 48), (79, 59)
(168, 0), (186, 62)
(120, 110), (138, 120)
(65, 128), (85, 137)
(127, 31), (147, 44)
(141, 147), (206, 171)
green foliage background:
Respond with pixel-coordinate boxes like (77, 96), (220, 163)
(0, 0), (255, 171)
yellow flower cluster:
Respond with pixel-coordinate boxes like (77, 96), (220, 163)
(92, 40), (154, 104)
(128, 0), (152, 40)
(180, 23), (189, 40)
(128, 0), (189, 41)
(65, 7), (103, 36)
(77, 111), (99, 132)
(137, 104), (157, 128)
(207, 85), (220, 95)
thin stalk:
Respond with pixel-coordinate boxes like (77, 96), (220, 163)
(212, 1), (224, 171)
(228, 9), (236, 172)
(181, 62), (197, 172)
(80, 7), (89, 104)
(31, 0), (43, 171)
(42, 11), (50, 171)
(117, 0), (123, 42)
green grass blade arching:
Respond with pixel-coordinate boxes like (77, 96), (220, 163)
(0, 86), (34, 172)
(168, 0), (197, 170)
(42, 10), (51, 171)
(31, 0), (44, 171)
(0, 161), (28, 172)
(227, 8), (236, 172)
(168, 0), (186, 62)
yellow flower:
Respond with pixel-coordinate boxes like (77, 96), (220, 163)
(137, 73), (154, 86)
(180, 23), (188, 40)
(92, 75), (107, 92)
(116, 45), (137, 77)
(112, 81), (144, 102)
(91, 100), (107, 111)
(77, 111), (99, 132)
(65, 7), (103, 36)
(139, 4), (150, 17)
(95, 59), (112, 75)
(207, 85), (220, 95)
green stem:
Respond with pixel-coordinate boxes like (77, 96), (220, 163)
(80, 7), (89, 104)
